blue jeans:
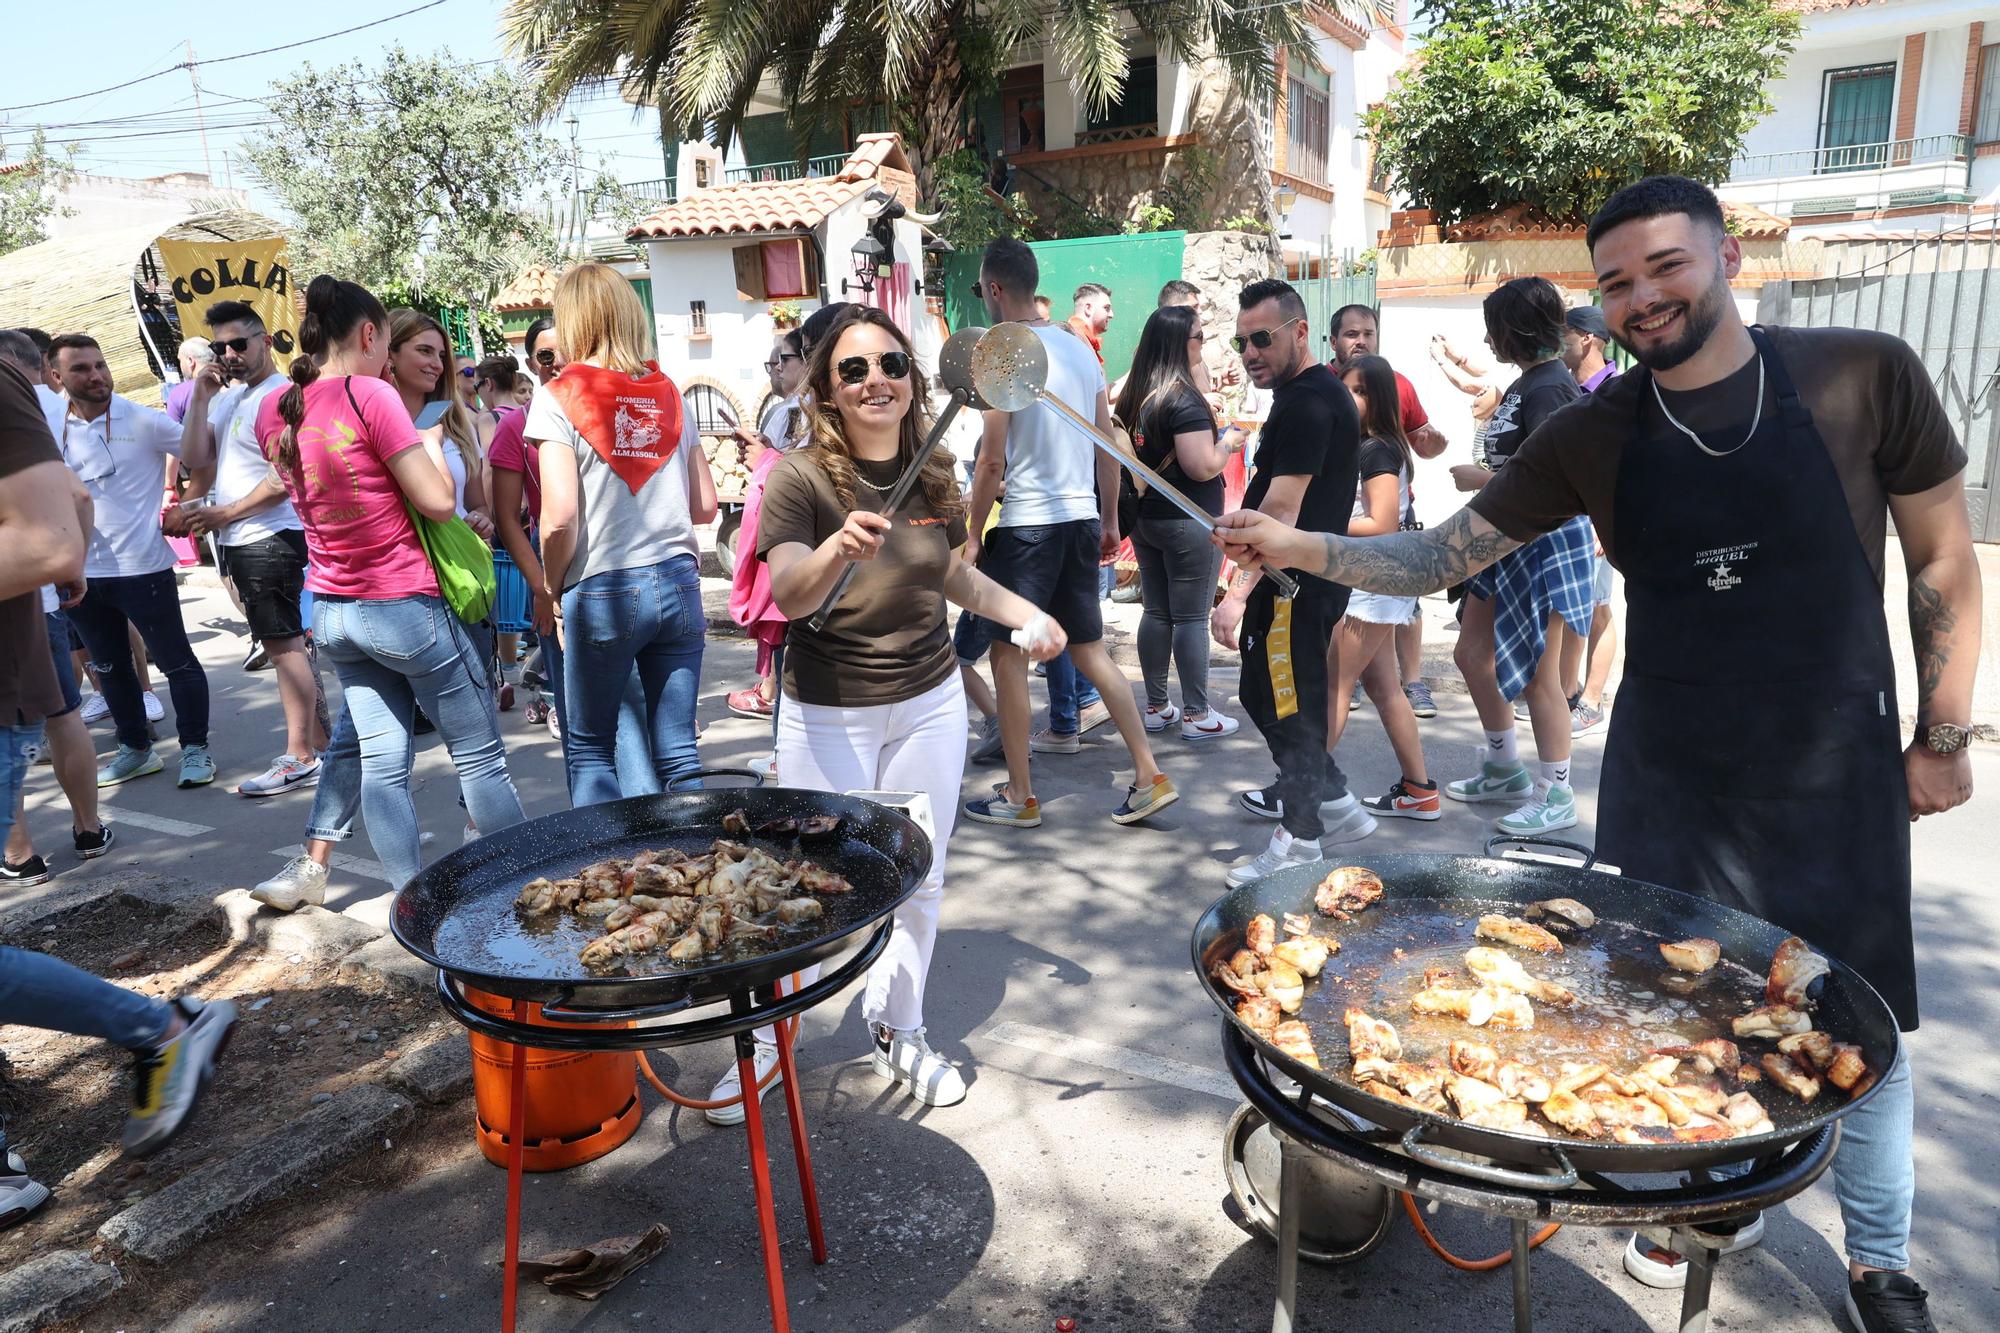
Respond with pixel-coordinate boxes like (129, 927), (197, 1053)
(0, 723), (171, 1153)
(67, 569), (210, 751)
(312, 595), (525, 887)
(542, 633), (662, 800)
(1045, 651), (1101, 735)
(560, 557), (705, 807)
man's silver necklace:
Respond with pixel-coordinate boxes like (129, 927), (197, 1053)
(1652, 351), (1763, 458)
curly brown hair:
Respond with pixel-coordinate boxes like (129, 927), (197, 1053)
(799, 306), (964, 524)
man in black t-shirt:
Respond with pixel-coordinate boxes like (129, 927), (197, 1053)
(1212, 280), (1362, 887)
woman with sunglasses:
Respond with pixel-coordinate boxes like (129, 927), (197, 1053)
(725, 331), (808, 759)
(253, 276), (525, 894)
(731, 305), (1064, 1115)
(530, 262), (716, 802)
(1112, 304), (1237, 740)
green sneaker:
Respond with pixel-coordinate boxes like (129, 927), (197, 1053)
(97, 744), (163, 788)
(1494, 784), (1579, 835)
(1443, 749), (1533, 803)
(177, 745), (216, 788)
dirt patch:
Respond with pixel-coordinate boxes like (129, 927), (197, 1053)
(0, 893), (455, 1271)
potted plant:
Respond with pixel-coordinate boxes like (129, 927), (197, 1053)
(769, 299), (802, 330)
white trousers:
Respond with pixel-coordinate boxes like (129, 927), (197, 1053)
(771, 670), (968, 1035)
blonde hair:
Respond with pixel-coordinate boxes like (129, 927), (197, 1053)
(554, 262), (654, 374)
(387, 308), (483, 469)
(800, 306), (963, 524)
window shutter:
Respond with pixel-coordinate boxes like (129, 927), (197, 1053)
(733, 245), (767, 299)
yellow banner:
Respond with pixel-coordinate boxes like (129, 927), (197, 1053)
(156, 236), (300, 368)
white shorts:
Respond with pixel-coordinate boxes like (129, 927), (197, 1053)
(1345, 590), (1417, 627)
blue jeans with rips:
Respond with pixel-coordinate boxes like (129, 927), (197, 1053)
(311, 594), (525, 887)
(559, 555), (705, 807)
(0, 722), (173, 1154)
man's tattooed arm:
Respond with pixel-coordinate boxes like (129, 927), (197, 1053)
(1908, 569), (1959, 717)
(1309, 508), (1522, 596)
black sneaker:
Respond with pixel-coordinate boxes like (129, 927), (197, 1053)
(241, 642), (270, 672)
(1237, 784), (1284, 820)
(1845, 1272), (1936, 1333)
(74, 824), (114, 859)
(0, 855), (49, 885)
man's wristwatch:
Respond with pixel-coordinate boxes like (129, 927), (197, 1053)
(1916, 722), (1971, 755)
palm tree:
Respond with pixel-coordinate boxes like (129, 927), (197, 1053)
(501, 0), (1314, 198)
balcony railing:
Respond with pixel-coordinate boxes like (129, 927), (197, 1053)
(1075, 122), (1160, 147)
(1728, 134), (1970, 181)
(1718, 134), (1973, 220)
(625, 176), (677, 202)
(723, 152), (849, 185)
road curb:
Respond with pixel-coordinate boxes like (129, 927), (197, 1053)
(95, 1083), (416, 1266)
(0, 1250), (122, 1333)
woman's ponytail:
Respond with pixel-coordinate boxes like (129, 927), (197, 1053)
(273, 274), (385, 477)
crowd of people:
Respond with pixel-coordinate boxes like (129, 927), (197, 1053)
(0, 170), (1979, 1333)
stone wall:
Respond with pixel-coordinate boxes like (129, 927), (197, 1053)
(1182, 229), (1282, 392)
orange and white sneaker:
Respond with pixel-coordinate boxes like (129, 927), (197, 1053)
(1362, 778), (1443, 821)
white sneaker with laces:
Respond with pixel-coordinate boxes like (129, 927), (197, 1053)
(1493, 782), (1578, 835)
(706, 1040), (782, 1126)
(1143, 703), (1181, 732)
(1180, 710), (1240, 741)
(0, 1151), (51, 1231)
(79, 693), (111, 725)
(142, 692), (165, 723)
(1317, 793), (1380, 845)
(871, 1026), (966, 1106)
(1226, 827), (1324, 889)
(250, 855), (329, 912)
(238, 753), (322, 798)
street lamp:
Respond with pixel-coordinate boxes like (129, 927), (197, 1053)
(1274, 183), (1299, 240)
(844, 232), (888, 296)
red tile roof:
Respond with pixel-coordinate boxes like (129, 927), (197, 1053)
(492, 263), (557, 312)
(629, 133), (918, 241)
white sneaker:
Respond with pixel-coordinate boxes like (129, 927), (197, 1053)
(1226, 827), (1324, 889)
(142, 692), (165, 723)
(79, 693), (111, 725)
(1143, 703), (1181, 732)
(546, 710), (563, 742)
(0, 1151), (51, 1231)
(751, 752), (779, 782)
(871, 1026), (966, 1106)
(237, 753), (321, 798)
(1180, 710), (1240, 741)
(1623, 1216), (1764, 1289)
(1493, 782), (1579, 835)
(706, 1040), (782, 1126)
(250, 855), (329, 912)
(1317, 793), (1380, 846)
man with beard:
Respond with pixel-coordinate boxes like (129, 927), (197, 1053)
(1217, 175), (1978, 1333)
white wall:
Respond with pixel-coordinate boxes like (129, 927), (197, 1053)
(1738, 35), (1911, 162)
(46, 173), (249, 241)
(643, 238), (791, 410)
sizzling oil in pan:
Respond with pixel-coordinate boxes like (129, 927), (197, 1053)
(1299, 898), (1810, 1130)
(431, 834), (903, 982)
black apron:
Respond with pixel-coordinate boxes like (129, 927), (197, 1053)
(1597, 327), (1917, 1029)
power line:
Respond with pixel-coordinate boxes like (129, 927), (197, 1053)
(0, 0), (455, 113)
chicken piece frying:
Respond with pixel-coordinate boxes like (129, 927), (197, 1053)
(1654, 1039), (1740, 1080)
(575, 896), (628, 918)
(1352, 1058), (1446, 1110)
(1635, 1079), (1694, 1126)
(1760, 1052), (1822, 1103)
(1776, 1030), (1836, 1070)
(1474, 914), (1563, 955)
(1540, 1090), (1599, 1138)
(666, 927), (708, 962)
(1467, 986), (1534, 1030)
(797, 814), (843, 842)
(1733, 1004), (1814, 1039)
(1245, 914), (1278, 957)
(1464, 1101), (1532, 1130)
(1271, 936), (1333, 977)
(1658, 938), (1721, 973)
(606, 896), (697, 932)
(756, 817), (799, 840)
(1494, 1061), (1552, 1103)
(1722, 1091), (1772, 1133)
(1524, 898), (1596, 934)
(1344, 1009), (1403, 1062)
(1315, 866), (1385, 917)
(1412, 987), (1476, 1019)
(579, 911), (676, 971)
(1260, 960), (1306, 1015)
(1421, 965), (1458, 990)
(1552, 1062), (1611, 1096)
(630, 857), (713, 898)
(773, 897), (824, 925)
(1449, 1040), (1500, 1081)
(1635, 1055), (1681, 1084)
(790, 862), (855, 895)
(1666, 1080), (1731, 1117)
(1445, 1072), (1511, 1119)
(1585, 1089), (1671, 1129)
(1767, 936), (1831, 1008)
(1235, 995), (1282, 1040)
(1281, 912), (1314, 938)
(1269, 1021), (1320, 1070)
(1824, 1044), (1873, 1095)
(1212, 955), (1265, 1000)
(1464, 947), (1578, 1006)
(515, 878), (559, 914)
(721, 809), (752, 837)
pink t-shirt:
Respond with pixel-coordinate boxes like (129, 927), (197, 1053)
(255, 375), (438, 599)
(486, 405), (541, 524)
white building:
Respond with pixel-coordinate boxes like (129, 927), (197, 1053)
(1718, 0), (2000, 234)
(44, 171), (249, 242)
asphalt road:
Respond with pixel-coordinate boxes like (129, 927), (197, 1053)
(16, 579), (1997, 1333)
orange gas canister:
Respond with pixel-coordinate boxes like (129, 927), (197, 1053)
(465, 987), (642, 1172)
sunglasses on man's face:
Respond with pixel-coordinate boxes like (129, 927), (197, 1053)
(765, 353), (801, 370)
(970, 281), (988, 300)
(835, 351), (912, 384)
(1230, 316), (1305, 354)
(211, 335), (256, 355)
(534, 349), (556, 367)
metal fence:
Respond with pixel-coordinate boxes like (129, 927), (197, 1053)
(1757, 218), (2000, 541)
(1295, 239), (1377, 362)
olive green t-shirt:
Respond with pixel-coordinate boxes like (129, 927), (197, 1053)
(757, 450), (970, 707)
(1468, 326), (1966, 584)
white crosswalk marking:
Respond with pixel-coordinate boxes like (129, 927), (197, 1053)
(270, 848), (394, 884)
(96, 807), (215, 838)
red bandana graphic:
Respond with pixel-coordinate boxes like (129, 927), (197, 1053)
(546, 361), (685, 495)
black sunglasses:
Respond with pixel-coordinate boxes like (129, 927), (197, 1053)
(534, 349), (556, 367)
(1230, 317), (1305, 354)
(211, 335), (255, 355)
(970, 281), (987, 300)
(835, 351), (912, 384)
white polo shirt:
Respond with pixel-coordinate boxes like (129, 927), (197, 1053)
(57, 394), (185, 580)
